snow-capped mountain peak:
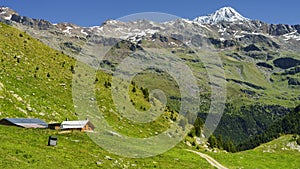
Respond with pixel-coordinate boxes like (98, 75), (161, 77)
(0, 6), (17, 20)
(193, 7), (249, 24)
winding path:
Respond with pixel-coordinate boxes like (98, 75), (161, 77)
(186, 149), (228, 169)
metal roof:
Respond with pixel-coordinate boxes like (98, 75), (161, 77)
(3, 118), (48, 128)
(60, 120), (89, 129)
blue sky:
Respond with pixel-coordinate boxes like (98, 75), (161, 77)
(1, 0), (300, 26)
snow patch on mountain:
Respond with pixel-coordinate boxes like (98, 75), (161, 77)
(0, 6), (14, 20)
(193, 7), (249, 24)
(81, 29), (88, 36)
(283, 31), (300, 41)
(63, 26), (73, 34)
(0, 10), (6, 15)
(3, 15), (12, 20)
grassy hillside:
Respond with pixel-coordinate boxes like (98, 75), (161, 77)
(205, 135), (300, 169)
(1, 125), (299, 169)
(0, 22), (76, 122)
(0, 125), (214, 169)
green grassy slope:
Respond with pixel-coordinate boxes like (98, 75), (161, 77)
(205, 135), (300, 169)
(0, 22), (76, 122)
(0, 125), (214, 169)
(1, 124), (299, 169)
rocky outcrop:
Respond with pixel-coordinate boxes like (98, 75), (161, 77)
(268, 24), (294, 36)
(256, 62), (273, 69)
(11, 14), (53, 30)
(282, 67), (300, 75)
(208, 38), (237, 48)
(152, 33), (169, 42)
(237, 34), (280, 49)
(294, 25), (300, 34)
(243, 44), (261, 52)
(288, 78), (300, 85)
(226, 78), (266, 90)
(62, 42), (82, 53)
(273, 57), (300, 69)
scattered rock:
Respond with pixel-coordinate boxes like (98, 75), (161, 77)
(27, 105), (33, 112)
(105, 156), (112, 160)
(186, 141), (192, 147)
(96, 160), (103, 165)
(195, 137), (203, 145)
(12, 93), (24, 103)
(287, 142), (300, 152)
(71, 140), (80, 143)
(0, 82), (4, 91)
(107, 130), (122, 137)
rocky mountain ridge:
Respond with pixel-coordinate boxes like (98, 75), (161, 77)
(1, 6), (299, 48)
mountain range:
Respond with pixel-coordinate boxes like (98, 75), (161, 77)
(1, 6), (300, 49)
(0, 6), (300, 168)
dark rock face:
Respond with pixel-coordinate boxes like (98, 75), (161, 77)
(21, 16), (34, 26)
(256, 62), (273, 69)
(88, 35), (119, 46)
(240, 89), (256, 96)
(11, 14), (22, 22)
(288, 78), (300, 85)
(171, 34), (184, 42)
(208, 38), (222, 47)
(226, 78), (265, 90)
(207, 38), (236, 48)
(237, 34), (280, 49)
(223, 40), (237, 47)
(273, 57), (300, 69)
(282, 67), (300, 75)
(294, 25), (300, 34)
(62, 42), (82, 53)
(226, 52), (244, 60)
(10, 14), (53, 30)
(129, 44), (143, 51)
(36, 19), (53, 30)
(151, 33), (169, 42)
(244, 44), (261, 52)
(268, 24), (294, 36)
(191, 35), (205, 47)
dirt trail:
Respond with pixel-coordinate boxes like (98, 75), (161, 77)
(186, 149), (228, 169)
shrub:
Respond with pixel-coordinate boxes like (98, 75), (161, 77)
(297, 137), (300, 145)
